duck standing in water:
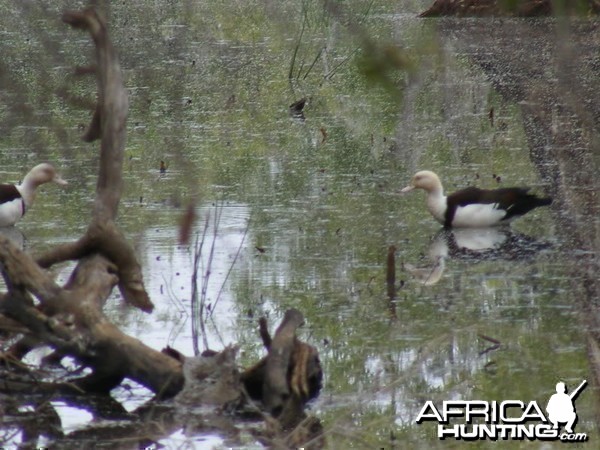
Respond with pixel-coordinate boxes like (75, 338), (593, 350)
(401, 170), (552, 228)
(0, 163), (68, 227)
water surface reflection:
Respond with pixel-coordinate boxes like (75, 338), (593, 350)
(133, 202), (251, 355)
(0, 1), (598, 448)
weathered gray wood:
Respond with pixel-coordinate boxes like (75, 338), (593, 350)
(0, 6), (180, 398)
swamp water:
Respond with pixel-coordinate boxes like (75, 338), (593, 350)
(0, 1), (598, 449)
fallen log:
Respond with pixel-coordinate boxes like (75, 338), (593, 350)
(0, 309), (324, 448)
(0, 249), (184, 397)
(420, 0), (600, 17)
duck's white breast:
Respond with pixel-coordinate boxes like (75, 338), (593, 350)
(451, 203), (507, 228)
(0, 198), (25, 227)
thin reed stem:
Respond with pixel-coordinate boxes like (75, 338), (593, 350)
(190, 212), (210, 356)
(288, 4), (308, 80)
(210, 217), (250, 317)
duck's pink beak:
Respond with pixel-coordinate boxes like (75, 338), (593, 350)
(54, 175), (68, 186)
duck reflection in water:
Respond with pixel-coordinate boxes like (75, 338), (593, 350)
(404, 227), (551, 286)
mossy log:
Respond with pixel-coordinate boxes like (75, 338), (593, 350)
(420, 0), (600, 17)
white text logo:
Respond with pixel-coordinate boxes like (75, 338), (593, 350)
(416, 380), (588, 442)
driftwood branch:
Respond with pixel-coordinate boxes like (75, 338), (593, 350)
(263, 309), (306, 414)
(63, 7), (127, 221)
(0, 236), (183, 396)
(0, 6), (174, 398)
(242, 309), (323, 434)
(0, 6), (324, 448)
(34, 6), (152, 312)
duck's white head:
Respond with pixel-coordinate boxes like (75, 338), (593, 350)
(22, 163), (68, 188)
(401, 170), (443, 194)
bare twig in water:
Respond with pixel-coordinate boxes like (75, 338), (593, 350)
(190, 212), (211, 356)
(324, 47), (361, 79)
(189, 202), (248, 352)
(478, 334), (501, 356)
(288, 2), (308, 80)
(386, 245), (396, 286)
(302, 47), (325, 80)
(161, 273), (189, 346)
(198, 203), (223, 350)
(210, 217), (250, 317)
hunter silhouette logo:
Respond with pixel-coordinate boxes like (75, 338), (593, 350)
(546, 380), (586, 435)
(416, 379), (588, 442)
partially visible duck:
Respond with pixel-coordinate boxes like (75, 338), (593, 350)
(289, 97), (307, 120)
(0, 163), (68, 227)
(401, 170), (552, 228)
